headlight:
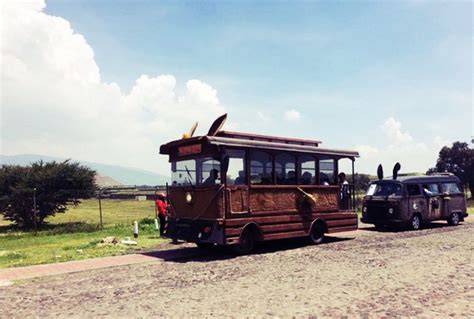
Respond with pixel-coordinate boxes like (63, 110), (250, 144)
(185, 192), (193, 204)
(362, 206), (367, 213)
(388, 208), (394, 214)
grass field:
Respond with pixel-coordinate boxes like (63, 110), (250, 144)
(0, 199), (168, 269)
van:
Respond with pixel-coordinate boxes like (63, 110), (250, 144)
(361, 167), (467, 230)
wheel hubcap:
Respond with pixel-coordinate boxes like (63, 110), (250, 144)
(452, 213), (459, 224)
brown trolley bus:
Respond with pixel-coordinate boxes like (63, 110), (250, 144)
(159, 114), (359, 253)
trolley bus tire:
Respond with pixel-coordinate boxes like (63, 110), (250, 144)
(374, 224), (384, 231)
(232, 228), (256, 255)
(309, 221), (325, 245)
(447, 212), (460, 226)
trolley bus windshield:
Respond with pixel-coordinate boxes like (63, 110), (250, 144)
(171, 157), (221, 186)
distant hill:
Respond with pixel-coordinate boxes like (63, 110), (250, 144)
(0, 154), (169, 186)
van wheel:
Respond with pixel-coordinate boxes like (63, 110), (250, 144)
(410, 215), (421, 230)
(233, 228), (255, 255)
(448, 212), (460, 226)
(309, 222), (325, 245)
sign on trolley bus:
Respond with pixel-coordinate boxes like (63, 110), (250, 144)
(159, 114), (359, 254)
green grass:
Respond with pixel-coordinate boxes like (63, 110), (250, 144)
(0, 199), (168, 269)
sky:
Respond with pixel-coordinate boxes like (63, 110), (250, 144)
(1, 0), (472, 176)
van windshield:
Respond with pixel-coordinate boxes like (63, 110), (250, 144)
(171, 157), (221, 186)
(366, 182), (403, 197)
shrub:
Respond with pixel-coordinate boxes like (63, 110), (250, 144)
(0, 160), (96, 228)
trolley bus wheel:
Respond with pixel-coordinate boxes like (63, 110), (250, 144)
(233, 228), (256, 255)
(448, 212), (460, 226)
(309, 222), (325, 245)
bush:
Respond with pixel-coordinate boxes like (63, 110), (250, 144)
(0, 160), (96, 228)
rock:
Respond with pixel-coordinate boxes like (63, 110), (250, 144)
(121, 239), (137, 245)
(100, 236), (118, 244)
(0, 279), (12, 287)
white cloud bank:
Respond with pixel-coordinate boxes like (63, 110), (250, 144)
(354, 117), (449, 175)
(1, 1), (224, 174)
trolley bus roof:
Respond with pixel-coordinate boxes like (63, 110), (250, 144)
(160, 131), (359, 159)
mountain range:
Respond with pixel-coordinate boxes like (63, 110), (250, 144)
(0, 154), (169, 186)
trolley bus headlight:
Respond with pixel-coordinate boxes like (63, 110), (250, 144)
(388, 208), (394, 214)
(185, 192), (193, 204)
(362, 206), (367, 213)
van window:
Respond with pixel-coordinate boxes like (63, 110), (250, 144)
(366, 183), (402, 196)
(406, 184), (421, 196)
(225, 150), (246, 186)
(299, 155), (316, 185)
(250, 151), (272, 185)
(422, 183), (440, 195)
(441, 182), (461, 194)
(275, 154), (296, 185)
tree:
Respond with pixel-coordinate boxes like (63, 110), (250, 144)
(353, 173), (372, 193)
(428, 141), (474, 198)
(0, 160), (96, 228)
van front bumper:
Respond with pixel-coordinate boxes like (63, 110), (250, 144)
(360, 217), (407, 226)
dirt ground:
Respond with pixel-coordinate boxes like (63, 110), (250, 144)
(1, 219), (473, 318)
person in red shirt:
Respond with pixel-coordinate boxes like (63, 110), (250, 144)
(155, 192), (168, 235)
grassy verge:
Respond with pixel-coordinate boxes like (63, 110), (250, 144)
(0, 199), (168, 269)
(467, 199), (474, 214)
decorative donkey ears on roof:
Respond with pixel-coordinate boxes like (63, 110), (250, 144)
(377, 162), (401, 180)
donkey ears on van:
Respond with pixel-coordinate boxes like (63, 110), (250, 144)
(393, 162), (401, 180)
(377, 164), (384, 180)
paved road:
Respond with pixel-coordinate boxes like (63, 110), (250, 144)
(1, 220), (473, 317)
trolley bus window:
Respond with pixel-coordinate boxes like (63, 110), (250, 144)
(201, 158), (221, 185)
(299, 155), (316, 185)
(275, 154), (296, 185)
(172, 159), (196, 186)
(319, 159), (335, 185)
(171, 157), (221, 186)
(225, 150), (246, 186)
(250, 151), (272, 185)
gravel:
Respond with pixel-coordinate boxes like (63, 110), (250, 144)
(1, 220), (473, 318)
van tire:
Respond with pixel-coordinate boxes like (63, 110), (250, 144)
(448, 212), (460, 226)
(409, 214), (421, 231)
(309, 221), (325, 245)
(233, 228), (256, 255)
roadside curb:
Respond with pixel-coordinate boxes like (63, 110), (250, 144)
(0, 243), (196, 283)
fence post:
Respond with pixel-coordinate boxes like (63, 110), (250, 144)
(98, 188), (103, 230)
(33, 188), (37, 234)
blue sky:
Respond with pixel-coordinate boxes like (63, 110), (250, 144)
(2, 0), (472, 174)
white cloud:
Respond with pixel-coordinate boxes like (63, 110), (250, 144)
(356, 118), (447, 174)
(1, 1), (224, 174)
(284, 109), (300, 121)
(381, 117), (413, 145)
